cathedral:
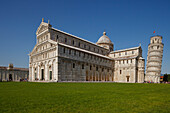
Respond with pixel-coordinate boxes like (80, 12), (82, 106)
(29, 19), (163, 83)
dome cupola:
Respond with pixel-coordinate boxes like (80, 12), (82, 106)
(96, 31), (114, 52)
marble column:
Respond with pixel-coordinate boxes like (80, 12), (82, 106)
(45, 64), (49, 81)
(37, 65), (40, 80)
(0, 72), (1, 80)
(29, 66), (32, 81)
(32, 67), (34, 81)
(53, 62), (56, 81)
(3, 72), (5, 81)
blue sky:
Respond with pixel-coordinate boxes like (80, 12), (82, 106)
(0, 0), (169, 74)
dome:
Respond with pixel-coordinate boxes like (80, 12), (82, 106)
(97, 31), (112, 44)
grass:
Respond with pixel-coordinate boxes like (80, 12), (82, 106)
(0, 82), (170, 113)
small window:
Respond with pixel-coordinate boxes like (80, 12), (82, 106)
(72, 40), (74, 45)
(73, 63), (75, 68)
(123, 60), (124, 64)
(78, 42), (80, 47)
(127, 60), (128, 64)
(69, 49), (71, 54)
(65, 38), (67, 43)
(125, 52), (127, 55)
(132, 51), (134, 54)
(102, 68), (104, 72)
(119, 61), (121, 64)
(82, 64), (84, 69)
(84, 44), (86, 48)
(74, 50), (76, 55)
(157, 46), (159, 49)
(119, 53), (121, 56)
(63, 48), (65, 53)
(131, 59), (132, 63)
(90, 65), (92, 70)
(89, 46), (91, 50)
(79, 52), (81, 57)
(120, 70), (122, 74)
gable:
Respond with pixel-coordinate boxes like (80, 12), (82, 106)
(36, 22), (51, 35)
(37, 25), (48, 35)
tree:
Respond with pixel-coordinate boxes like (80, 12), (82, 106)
(163, 74), (168, 82)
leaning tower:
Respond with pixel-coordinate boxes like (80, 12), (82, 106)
(145, 35), (164, 83)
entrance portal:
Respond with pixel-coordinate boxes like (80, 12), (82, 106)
(126, 76), (130, 82)
(9, 74), (12, 81)
(41, 69), (44, 80)
(50, 71), (52, 80)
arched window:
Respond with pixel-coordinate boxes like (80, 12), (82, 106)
(120, 70), (122, 74)
(82, 64), (84, 69)
(96, 67), (98, 71)
(157, 46), (159, 49)
(73, 63), (75, 68)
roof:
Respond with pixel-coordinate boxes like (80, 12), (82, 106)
(113, 56), (138, 60)
(97, 32), (113, 44)
(110, 46), (141, 53)
(50, 27), (108, 50)
(0, 66), (29, 71)
(150, 35), (163, 39)
(58, 42), (113, 60)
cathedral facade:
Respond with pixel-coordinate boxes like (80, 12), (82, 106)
(29, 19), (145, 83)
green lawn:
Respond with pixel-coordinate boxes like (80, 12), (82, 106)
(0, 82), (170, 113)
